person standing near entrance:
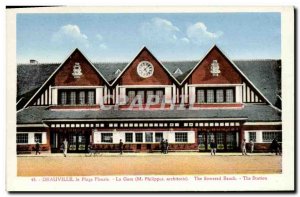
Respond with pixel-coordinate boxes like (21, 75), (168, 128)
(241, 139), (247, 155)
(250, 139), (255, 153)
(160, 139), (165, 154)
(164, 139), (169, 154)
(119, 139), (124, 155)
(210, 139), (217, 156)
(63, 138), (68, 157)
(35, 140), (40, 155)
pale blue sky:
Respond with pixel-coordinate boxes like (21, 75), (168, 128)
(17, 13), (281, 63)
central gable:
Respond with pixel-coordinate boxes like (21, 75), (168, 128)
(188, 46), (243, 84)
(119, 47), (174, 85)
(53, 49), (105, 86)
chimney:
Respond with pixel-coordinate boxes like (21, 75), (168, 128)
(30, 59), (38, 64)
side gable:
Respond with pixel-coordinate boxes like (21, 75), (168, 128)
(53, 49), (105, 86)
(182, 45), (277, 107)
(23, 48), (109, 108)
(113, 47), (179, 86)
(187, 46), (242, 84)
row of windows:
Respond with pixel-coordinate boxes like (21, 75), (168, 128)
(16, 133), (42, 144)
(100, 132), (188, 143)
(196, 88), (235, 103)
(126, 89), (164, 104)
(248, 132), (282, 142)
(58, 89), (95, 105)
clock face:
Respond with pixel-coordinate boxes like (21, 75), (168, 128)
(137, 61), (154, 78)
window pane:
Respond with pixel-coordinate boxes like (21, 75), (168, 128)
(88, 91), (95, 104)
(145, 132), (153, 142)
(249, 132), (256, 142)
(155, 133), (163, 142)
(262, 132), (282, 142)
(79, 91), (85, 104)
(61, 91), (67, 105)
(135, 133), (143, 142)
(125, 133), (133, 142)
(216, 133), (224, 150)
(34, 133), (42, 143)
(17, 133), (28, 144)
(156, 90), (164, 103)
(70, 91), (76, 104)
(226, 89), (234, 102)
(127, 90), (135, 104)
(207, 90), (214, 103)
(216, 89), (224, 103)
(197, 89), (205, 103)
(136, 90), (144, 104)
(101, 133), (113, 143)
(146, 90), (155, 103)
(175, 132), (188, 142)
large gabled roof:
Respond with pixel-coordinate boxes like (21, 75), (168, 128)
(17, 46), (281, 110)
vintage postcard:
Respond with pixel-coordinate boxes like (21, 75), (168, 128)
(6, 6), (294, 191)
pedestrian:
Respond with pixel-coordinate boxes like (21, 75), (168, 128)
(160, 138), (165, 154)
(271, 137), (281, 155)
(63, 138), (68, 157)
(241, 139), (247, 155)
(250, 139), (254, 153)
(35, 140), (40, 155)
(119, 139), (124, 154)
(164, 139), (169, 154)
(210, 139), (217, 156)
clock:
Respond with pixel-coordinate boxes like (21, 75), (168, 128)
(137, 61), (154, 78)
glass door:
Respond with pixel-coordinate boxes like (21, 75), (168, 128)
(198, 132), (206, 151)
(226, 132), (237, 150)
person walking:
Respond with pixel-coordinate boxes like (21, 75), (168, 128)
(63, 138), (68, 157)
(241, 139), (247, 155)
(210, 139), (217, 156)
(35, 140), (40, 155)
(160, 138), (165, 154)
(164, 139), (169, 154)
(249, 139), (255, 153)
(119, 139), (124, 155)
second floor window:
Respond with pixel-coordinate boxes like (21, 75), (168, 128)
(196, 88), (235, 103)
(58, 89), (96, 105)
(126, 89), (165, 104)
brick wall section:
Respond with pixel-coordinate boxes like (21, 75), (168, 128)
(188, 46), (243, 84)
(119, 48), (173, 85)
(53, 49), (104, 86)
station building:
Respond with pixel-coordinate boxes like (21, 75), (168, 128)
(16, 45), (282, 153)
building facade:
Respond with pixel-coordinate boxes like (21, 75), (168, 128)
(16, 45), (282, 153)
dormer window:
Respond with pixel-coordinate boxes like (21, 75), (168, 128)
(58, 89), (95, 105)
(174, 68), (183, 75)
(72, 62), (83, 78)
(115, 69), (121, 75)
(210, 60), (221, 76)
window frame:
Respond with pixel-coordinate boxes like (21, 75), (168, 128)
(196, 87), (235, 103)
(58, 89), (96, 105)
(135, 133), (143, 143)
(125, 133), (133, 143)
(175, 132), (188, 142)
(262, 131), (282, 143)
(34, 133), (42, 143)
(17, 133), (29, 144)
(126, 88), (165, 104)
(101, 133), (113, 143)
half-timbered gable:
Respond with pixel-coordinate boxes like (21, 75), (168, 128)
(182, 45), (268, 106)
(25, 48), (108, 108)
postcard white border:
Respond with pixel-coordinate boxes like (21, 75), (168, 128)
(6, 6), (294, 191)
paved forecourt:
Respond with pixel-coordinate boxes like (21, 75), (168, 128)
(17, 153), (282, 176)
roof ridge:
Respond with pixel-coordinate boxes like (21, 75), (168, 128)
(233, 59), (280, 61)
